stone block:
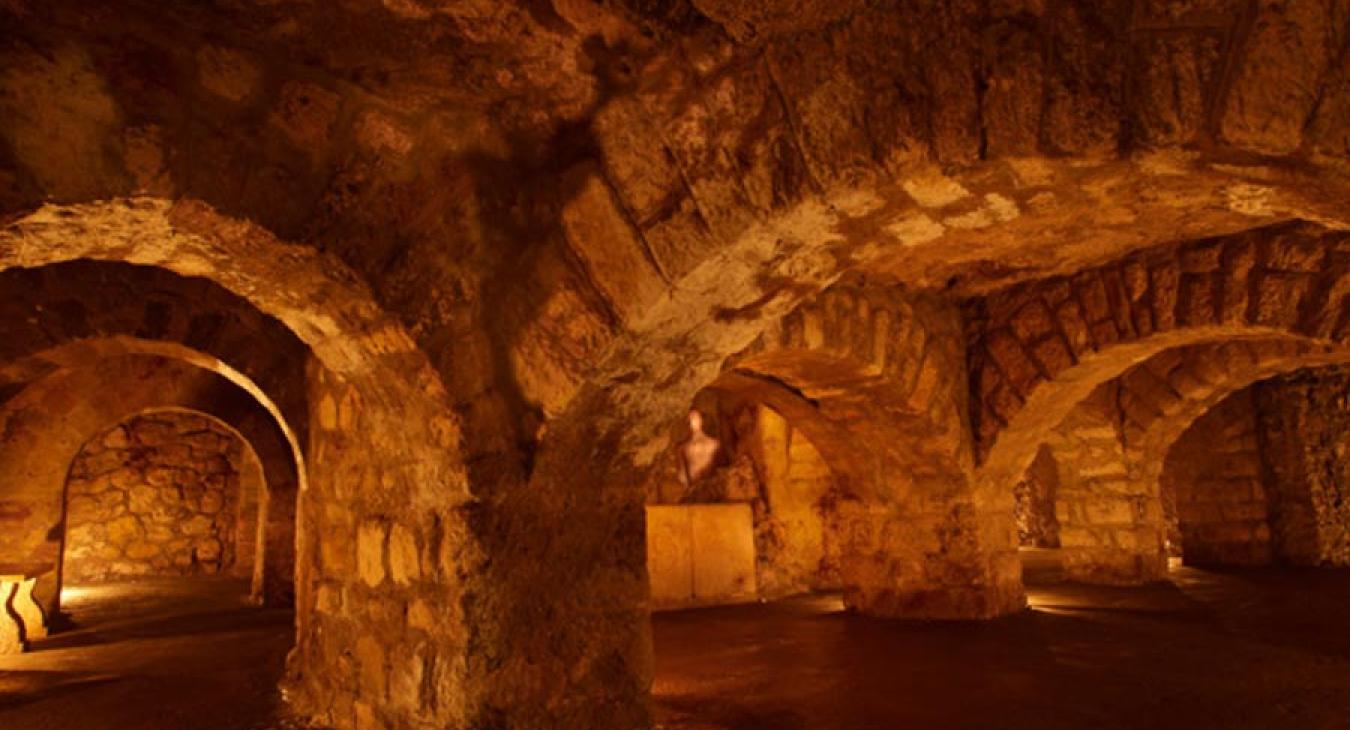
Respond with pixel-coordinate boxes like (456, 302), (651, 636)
(1089, 319), (1121, 348)
(1029, 335), (1074, 376)
(194, 537), (222, 562)
(1074, 273), (1111, 323)
(690, 504), (757, 606)
(1180, 243), (1222, 273)
(646, 506), (693, 608)
(388, 523), (420, 586)
(1102, 269), (1136, 337)
(406, 599), (435, 632)
(1177, 273), (1215, 326)
(1132, 307), (1154, 337)
(985, 380), (1022, 424)
(105, 514), (142, 545)
(317, 585), (343, 616)
(388, 647), (425, 712)
(354, 702), (385, 730)
(647, 504), (756, 609)
(355, 635), (387, 701)
(125, 541), (161, 560)
(1168, 366), (1210, 399)
(1219, 1), (1330, 155)
(1149, 261), (1180, 330)
(985, 331), (1042, 396)
(358, 521), (388, 588)
(1056, 525), (1099, 548)
(1265, 231), (1326, 273)
(1252, 272), (1308, 326)
(269, 81), (341, 151)
(1122, 260), (1149, 301)
(1053, 296), (1096, 350)
(182, 515), (214, 537)
(870, 309), (892, 371)
(1010, 300), (1055, 341)
(560, 171), (668, 326)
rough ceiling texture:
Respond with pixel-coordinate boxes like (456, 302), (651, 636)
(2, 0), (1349, 727)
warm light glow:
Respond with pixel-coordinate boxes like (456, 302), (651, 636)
(59, 586), (92, 602)
(798, 593), (847, 614)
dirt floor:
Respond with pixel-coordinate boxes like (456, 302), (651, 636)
(0, 580), (302, 730)
(5, 561), (1350, 729)
(653, 560), (1350, 730)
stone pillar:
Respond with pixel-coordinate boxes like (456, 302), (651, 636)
(832, 491), (1024, 620)
(1162, 390), (1273, 567)
(286, 361), (477, 729)
(1255, 372), (1350, 566)
(465, 384), (653, 729)
(1049, 387), (1168, 584)
(234, 471), (260, 583)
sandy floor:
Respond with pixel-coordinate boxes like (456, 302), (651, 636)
(5, 563), (1350, 729)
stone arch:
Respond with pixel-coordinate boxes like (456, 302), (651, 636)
(1027, 336), (1350, 582)
(699, 281), (1020, 619)
(970, 221), (1350, 502)
(0, 198), (472, 730)
(0, 258), (311, 440)
(0, 350), (300, 611)
(0, 336), (304, 479)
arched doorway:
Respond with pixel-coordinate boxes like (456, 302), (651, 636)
(0, 200), (471, 729)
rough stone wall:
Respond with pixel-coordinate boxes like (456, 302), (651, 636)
(1043, 384), (1168, 584)
(287, 361), (475, 730)
(1027, 336), (1350, 584)
(1162, 389), (1272, 567)
(1014, 445), (1060, 548)
(750, 405), (841, 599)
(64, 411), (256, 581)
(1256, 369), (1350, 566)
(0, 355), (299, 616)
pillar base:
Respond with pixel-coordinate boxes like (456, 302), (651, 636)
(845, 582), (1025, 620)
(843, 548), (1026, 620)
(1062, 548), (1167, 585)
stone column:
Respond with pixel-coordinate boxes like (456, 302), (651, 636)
(1048, 388), (1168, 585)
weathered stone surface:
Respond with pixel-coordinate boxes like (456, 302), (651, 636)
(387, 523), (420, 586)
(1219, 1), (1344, 156)
(64, 411), (256, 582)
(1255, 367), (1350, 566)
(0, 1), (1348, 727)
(357, 521), (388, 588)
